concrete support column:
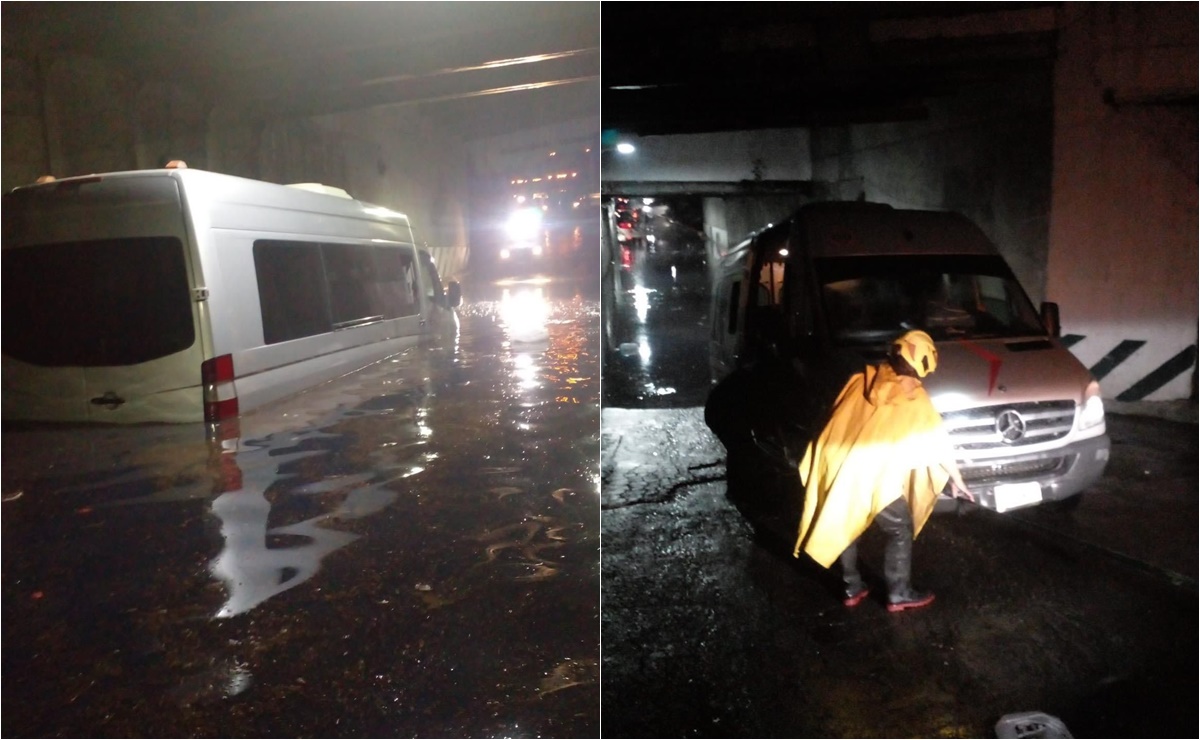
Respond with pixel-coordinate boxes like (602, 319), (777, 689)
(1046, 3), (1198, 400)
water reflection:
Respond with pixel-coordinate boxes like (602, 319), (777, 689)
(631, 284), (653, 323)
(501, 285), (551, 346)
(0, 277), (600, 737)
(209, 442), (359, 619)
(204, 280), (598, 619)
(512, 352), (542, 392)
(208, 374), (434, 618)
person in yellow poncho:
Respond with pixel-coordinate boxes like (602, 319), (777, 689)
(793, 330), (974, 612)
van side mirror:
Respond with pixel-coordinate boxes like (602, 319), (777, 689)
(446, 281), (462, 308)
(1040, 301), (1060, 338)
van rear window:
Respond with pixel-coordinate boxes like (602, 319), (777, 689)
(2, 237), (195, 367)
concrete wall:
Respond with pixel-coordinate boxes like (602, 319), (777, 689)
(1046, 2), (1197, 401)
(702, 194), (820, 261)
(1, 55), (51, 187)
(3, 51), (471, 283)
(3, 54), (212, 182)
(603, 129), (812, 183)
(809, 71), (1055, 307)
(311, 108), (471, 282)
(467, 115), (598, 179)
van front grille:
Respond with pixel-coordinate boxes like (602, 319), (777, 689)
(941, 400), (1076, 451)
(959, 456), (1073, 485)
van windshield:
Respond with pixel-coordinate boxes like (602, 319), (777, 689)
(2, 237), (195, 367)
(814, 254), (1045, 345)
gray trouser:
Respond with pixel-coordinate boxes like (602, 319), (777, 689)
(839, 497), (915, 600)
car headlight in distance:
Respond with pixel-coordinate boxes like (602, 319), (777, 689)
(500, 248), (511, 260)
(532, 245), (543, 256)
(505, 207), (543, 241)
(1078, 379), (1105, 432)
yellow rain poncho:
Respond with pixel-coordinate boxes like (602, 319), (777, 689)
(793, 362), (956, 568)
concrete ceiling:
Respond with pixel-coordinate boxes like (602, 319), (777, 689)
(2, 2), (600, 143)
(601, 2), (1060, 137)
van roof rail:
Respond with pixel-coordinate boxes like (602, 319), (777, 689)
(286, 182), (353, 199)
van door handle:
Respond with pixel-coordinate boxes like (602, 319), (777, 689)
(90, 391), (126, 409)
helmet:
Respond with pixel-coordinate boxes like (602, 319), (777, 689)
(893, 330), (938, 378)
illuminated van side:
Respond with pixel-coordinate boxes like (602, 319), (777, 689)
(2, 167), (460, 427)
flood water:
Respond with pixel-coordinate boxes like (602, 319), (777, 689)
(1, 277), (600, 738)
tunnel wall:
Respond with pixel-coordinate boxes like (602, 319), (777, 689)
(2, 51), (471, 282)
(603, 129), (812, 183)
(702, 195), (818, 261)
(1045, 2), (1198, 402)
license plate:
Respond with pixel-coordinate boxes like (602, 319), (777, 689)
(993, 482), (1043, 512)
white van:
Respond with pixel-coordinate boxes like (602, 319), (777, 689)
(706, 201), (1110, 513)
(2, 165), (461, 426)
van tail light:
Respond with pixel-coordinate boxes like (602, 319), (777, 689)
(202, 354), (240, 423)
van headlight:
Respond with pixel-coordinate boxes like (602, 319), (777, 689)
(1078, 380), (1106, 432)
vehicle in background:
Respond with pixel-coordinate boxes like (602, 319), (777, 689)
(706, 201), (1109, 518)
(615, 212), (639, 244)
(2, 163), (461, 428)
(498, 205), (549, 269)
(613, 197), (641, 245)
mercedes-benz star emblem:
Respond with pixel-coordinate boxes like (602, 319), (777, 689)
(996, 409), (1026, 443)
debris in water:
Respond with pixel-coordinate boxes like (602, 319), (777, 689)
(537, 658), (599, 697)
(995, 711), (1073, 739)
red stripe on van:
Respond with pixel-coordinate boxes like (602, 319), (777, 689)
(957, 339), (1003, 397)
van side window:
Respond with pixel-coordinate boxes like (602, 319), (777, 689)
(254, 240), (419, 345)
(752, 230), (789, 355)
(727, 281), (741, 335)
(373, 248), (419, 319)
(325, 243), (382, 327)
(254, 241), (331, 345)
(758, 258), (784, 307)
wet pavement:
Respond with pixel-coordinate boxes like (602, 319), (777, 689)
(599, 224), (1198, 738)
(600, 407), (1197, 738)
(2, 271), (600, 738)
(601, 217), (711, 410)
